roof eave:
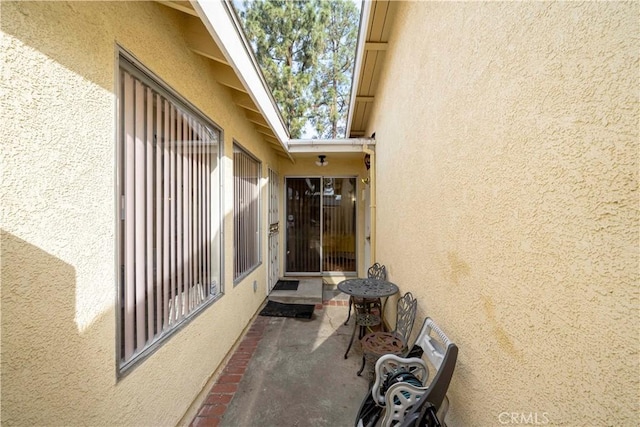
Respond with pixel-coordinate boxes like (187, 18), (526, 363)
(346, 0), (373, 137)
(288, 138), (375, 153)
(192, 0), (293, 160)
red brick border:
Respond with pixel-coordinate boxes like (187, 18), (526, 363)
(322, 299), (349, 307)
(190, 316), (269, 427)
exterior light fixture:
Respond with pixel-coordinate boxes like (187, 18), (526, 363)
(315, 155), (328, 167)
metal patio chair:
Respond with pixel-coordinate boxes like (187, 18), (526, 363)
(357, 292), (417, 377)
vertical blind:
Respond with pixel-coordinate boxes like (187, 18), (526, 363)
(321, 178), (356, 272)
(233, 144), (260, 280)
(285, 178), (321, 272)
(285, 177), (356, 273)
(119, 62), (220, 369)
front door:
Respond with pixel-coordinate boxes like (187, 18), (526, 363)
(268, 169), (280, 292)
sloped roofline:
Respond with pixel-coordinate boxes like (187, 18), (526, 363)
(346, 0), (373, 137)
(193, 0), (292, 158)
(193, 0), (375, 156)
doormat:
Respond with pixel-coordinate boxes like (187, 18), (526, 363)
(272, 280), (299, 291)
(259, 301), (314, 319)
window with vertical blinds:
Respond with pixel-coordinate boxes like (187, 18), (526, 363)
(233, 144), (261, 281)
(117, 56), (222, 373)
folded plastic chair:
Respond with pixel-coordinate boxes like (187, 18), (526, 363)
(355, 318), (458, 427)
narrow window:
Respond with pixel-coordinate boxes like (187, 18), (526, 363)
(233, 144), (261, 281)
(117, 56), (222, 373)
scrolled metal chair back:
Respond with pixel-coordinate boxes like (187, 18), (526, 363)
(393, 292), (417, 344)
(367, 263), (387, 280)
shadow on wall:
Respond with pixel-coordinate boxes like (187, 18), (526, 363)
(0, 230), (111, 425)
(2, 1), (183, 94)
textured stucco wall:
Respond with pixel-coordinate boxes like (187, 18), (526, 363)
(1, 1), (279, 425)
(368, 2), (638, 425)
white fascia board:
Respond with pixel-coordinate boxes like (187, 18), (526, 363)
(192, 0), (291, 156)
(288, 138), (375, 153)
(345, 0), (373, 134)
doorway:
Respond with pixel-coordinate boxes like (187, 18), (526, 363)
(285, 177), (356, 274)
(267, 168), (280, 292)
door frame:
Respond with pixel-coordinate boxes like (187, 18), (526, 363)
(284, 175), (358, 276)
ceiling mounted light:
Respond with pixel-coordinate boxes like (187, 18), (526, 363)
(315, 155), (328, 167)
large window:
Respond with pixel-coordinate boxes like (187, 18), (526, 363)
(117, 56), (222, 373)
(233, 144), (261, 281)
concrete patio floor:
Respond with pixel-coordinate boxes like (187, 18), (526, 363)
(189, 284), (371, 427)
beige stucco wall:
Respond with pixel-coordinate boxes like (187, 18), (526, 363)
(368, 2), (638, 425)
(1, 1), (281, 425)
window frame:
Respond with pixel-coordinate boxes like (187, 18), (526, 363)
(115, 50), (224, 377)
(232, 141), (262, 284)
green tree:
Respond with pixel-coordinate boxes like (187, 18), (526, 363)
(309, 0), (359, 138)
(236, 0), (359, 139)
(238, 0), (324, 138)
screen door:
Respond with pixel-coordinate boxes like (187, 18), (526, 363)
(285, 177), (356, 274)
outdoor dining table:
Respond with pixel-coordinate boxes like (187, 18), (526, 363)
(337, 278), (399, 359)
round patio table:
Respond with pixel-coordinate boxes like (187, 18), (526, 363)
(338, 278), (399, 359)
(337, 278), (398, 299)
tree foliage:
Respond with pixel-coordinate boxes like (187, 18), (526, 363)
(236, 0), (359, 139)
(310, 0), (359, 138)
